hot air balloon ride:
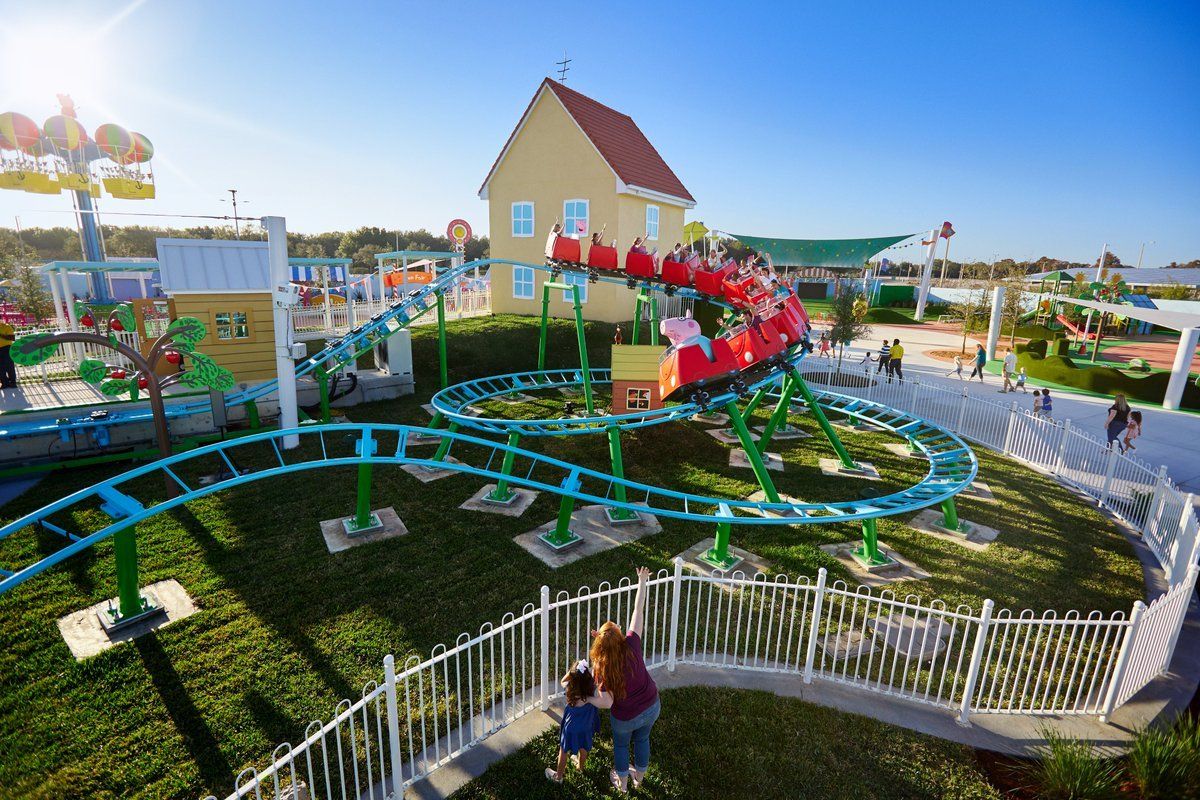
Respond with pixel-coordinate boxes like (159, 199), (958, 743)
(0, 111), (60, 194)
(43, 113), (95, 192)
(95, 122), (155, 199)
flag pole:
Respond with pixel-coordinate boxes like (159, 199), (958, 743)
(938, 235), (952, 286)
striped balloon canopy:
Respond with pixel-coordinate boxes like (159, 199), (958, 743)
(0, 111), (42, 153)
(93, 122), (133, 163)
(43, 115), (89, 152)
(127, 131), (154, 163)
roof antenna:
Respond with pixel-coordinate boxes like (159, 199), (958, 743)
(555, 52), (571, 83)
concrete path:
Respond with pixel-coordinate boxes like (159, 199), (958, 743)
(811, 321), (1200, 499)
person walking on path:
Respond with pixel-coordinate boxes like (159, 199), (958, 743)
(969, 344), (987, 382)
(589, 567), (660, 794)
(1000, 348), (1018, 392)
(946, 353), (965, 380)
(1121, 410), (1143, 454)
(817, 332), (832, 359)
(0, 320), (16, 390)
(1105, 394), (1131, 449)
(1040, 388), (1054, 419)
(876, 339), (891, 375)
(886, 338), (904, 383)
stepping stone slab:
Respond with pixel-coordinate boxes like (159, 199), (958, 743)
(460, 484), (539, 517)
(320, 506), (408, 553)
(819, 629), (879, 662)
(869, 615), (950, 662)
(514, 504), (662, 569)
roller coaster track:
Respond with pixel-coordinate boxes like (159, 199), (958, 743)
(0, 383), (977, 594)
(0, 258), (730, 443)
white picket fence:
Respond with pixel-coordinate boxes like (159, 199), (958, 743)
(202, 361), (1200, 800)
(291, 288), (492, 341)
(204, 556), (1198, 800)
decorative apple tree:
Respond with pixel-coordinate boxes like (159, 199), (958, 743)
(10, 302), (234, 459)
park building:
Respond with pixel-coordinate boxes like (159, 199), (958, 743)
(479, 78), (695, 323)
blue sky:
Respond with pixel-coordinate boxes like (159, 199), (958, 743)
(0, 0), (1197, 265)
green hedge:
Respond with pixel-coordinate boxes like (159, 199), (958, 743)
(1017, 339), (1200, 409)
(874, 284), (914, 307)
(1014, 323), (1066, 341)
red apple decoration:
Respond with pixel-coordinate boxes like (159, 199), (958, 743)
(110, 318), (124, 332)
(110, 369), (127, 380)
(80, 314), (94, 327)
(165, 351), (182, 365)
(137, 375), (148, 389)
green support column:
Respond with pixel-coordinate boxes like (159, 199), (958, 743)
(604, 426), (639, 523)
(852, 518), (892, 567)
(344, 435), (382, 534)
(700, 517), (743, 571)
(741, 386), (770, 424)
(432, 421), (460, 463)
(757, 375), (798, 455)
(245, 399), (261, 430)
(486, 431), (521, 503)
(725, 399), (782, 504)
(791, 374), (858, 471)
(436, 292), (448, 389)
(427, 411), (445, 431)
(537, 284), (551, 372)
(649, 295), (660, 346)
(111, 526), (151, 622)
(316, 366), (332, 423)
(630, 292), (646, 346)
(540, 473), (582, 550)
(940, 497), (967, 532)
(563, 284), (594, 414)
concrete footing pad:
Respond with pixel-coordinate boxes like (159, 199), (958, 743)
(729, 449), (784, 472)
(402, 456), (463, 483)
(58, 579), (197, 660)
(883, 442), (927, 459)
(746, 490), (809, 518)
(675, 537), (773, 579)
(910, 508), (1000, 551)
(514, 504), (661, 568)
(706, 428), (741, 445)
(459, 484), (538, 517)
(833, 420), (879, 433)
(496, 392), (534, 404)
(405, 430), (444, 447)
(818, 459), (881, 480)
(690, 412), (729, 425)
(320, 507), (407, 553)
(960, 481), (996, 502)
(820, 541), (931, 586)
(750, 425), (812, 439)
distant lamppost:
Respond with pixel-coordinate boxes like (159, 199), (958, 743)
(221, 189), (249, 239)
(1136, 241), (1155, 270)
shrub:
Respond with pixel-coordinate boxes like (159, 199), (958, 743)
(1017, 339), (1048, 358)
(1025, 730), (1121, 799)
(1052, 338), (1073, 357)
(1015, 347), (1200, 409)
(1128, 715), (1200, 799)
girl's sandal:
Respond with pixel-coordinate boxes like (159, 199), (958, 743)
(629, 768), (644, 789)
(545, 767), (563, 784)
(609, 769), (628, 794)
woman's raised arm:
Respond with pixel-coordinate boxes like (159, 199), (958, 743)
(628, 566), (651, 637)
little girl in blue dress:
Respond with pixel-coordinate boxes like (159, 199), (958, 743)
(545, 659), (605, 783)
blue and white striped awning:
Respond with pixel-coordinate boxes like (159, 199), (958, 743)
(290, 265), (346, 283)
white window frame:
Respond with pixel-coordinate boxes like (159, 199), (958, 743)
(563, 198), (589, 237)
(627, 387), (651, 410)
(512, 266), (535, 300)
(561, 271), (588, 304)
(645, 205), (660, 241)
(511, 201), (535, 238)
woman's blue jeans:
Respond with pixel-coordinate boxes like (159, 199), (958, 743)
(610, 698), (661, 777)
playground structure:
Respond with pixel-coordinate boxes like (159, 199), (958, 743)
(0, 227), (980, 631)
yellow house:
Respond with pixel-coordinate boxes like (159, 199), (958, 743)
(479, 79), (696, 323)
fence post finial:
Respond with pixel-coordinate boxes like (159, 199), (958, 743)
(540, 586), (551, 711)
(1100, 599), (1147, 723)
(383, 654), (404, 794)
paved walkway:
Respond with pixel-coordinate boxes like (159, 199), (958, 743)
(813, 322), (1200, 499)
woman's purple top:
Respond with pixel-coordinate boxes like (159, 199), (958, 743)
(610, 632), (658, 721)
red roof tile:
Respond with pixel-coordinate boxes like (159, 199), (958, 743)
(480, 79), (694, 205)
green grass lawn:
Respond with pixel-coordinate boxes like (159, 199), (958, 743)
(0, 315), (1145, 799)
(452, 687), (1001, 800)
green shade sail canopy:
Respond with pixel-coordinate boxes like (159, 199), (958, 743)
(728, 232), (919, 268)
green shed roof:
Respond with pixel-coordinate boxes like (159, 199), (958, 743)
(728, 232), (919, 269)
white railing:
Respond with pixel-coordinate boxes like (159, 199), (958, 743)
(799, 359), (1200, 583)
(205, 558), (1199, 800)
(13, 326), (141, 383)
(291, 288), (492, 341)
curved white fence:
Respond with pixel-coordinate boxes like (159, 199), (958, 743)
(202, 364), (1200, 800)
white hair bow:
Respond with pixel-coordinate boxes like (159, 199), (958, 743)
(575, 659), (590, 673)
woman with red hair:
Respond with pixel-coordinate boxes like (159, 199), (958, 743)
(589, 566), (660, 793)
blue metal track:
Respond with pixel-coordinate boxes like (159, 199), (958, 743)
(0, 258), (732, 443)
(0, 385), (977, 595)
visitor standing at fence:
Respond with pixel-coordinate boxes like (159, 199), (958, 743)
(590, 566), (660, 794)
(545, 660), (604, 784)
(1000, 348), (1017, 392)
(969, 343), (987, 382)
(887, 339), (904, 383)
(0, 320), (16, 390)
(876, 339), (891, 375)
(1105, 394), (1131, 448)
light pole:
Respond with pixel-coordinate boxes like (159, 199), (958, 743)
(1136, 240), (1155, 270)
(220, 189), (249, 239)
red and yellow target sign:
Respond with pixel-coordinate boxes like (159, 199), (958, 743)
(446, 218), (472, 246)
